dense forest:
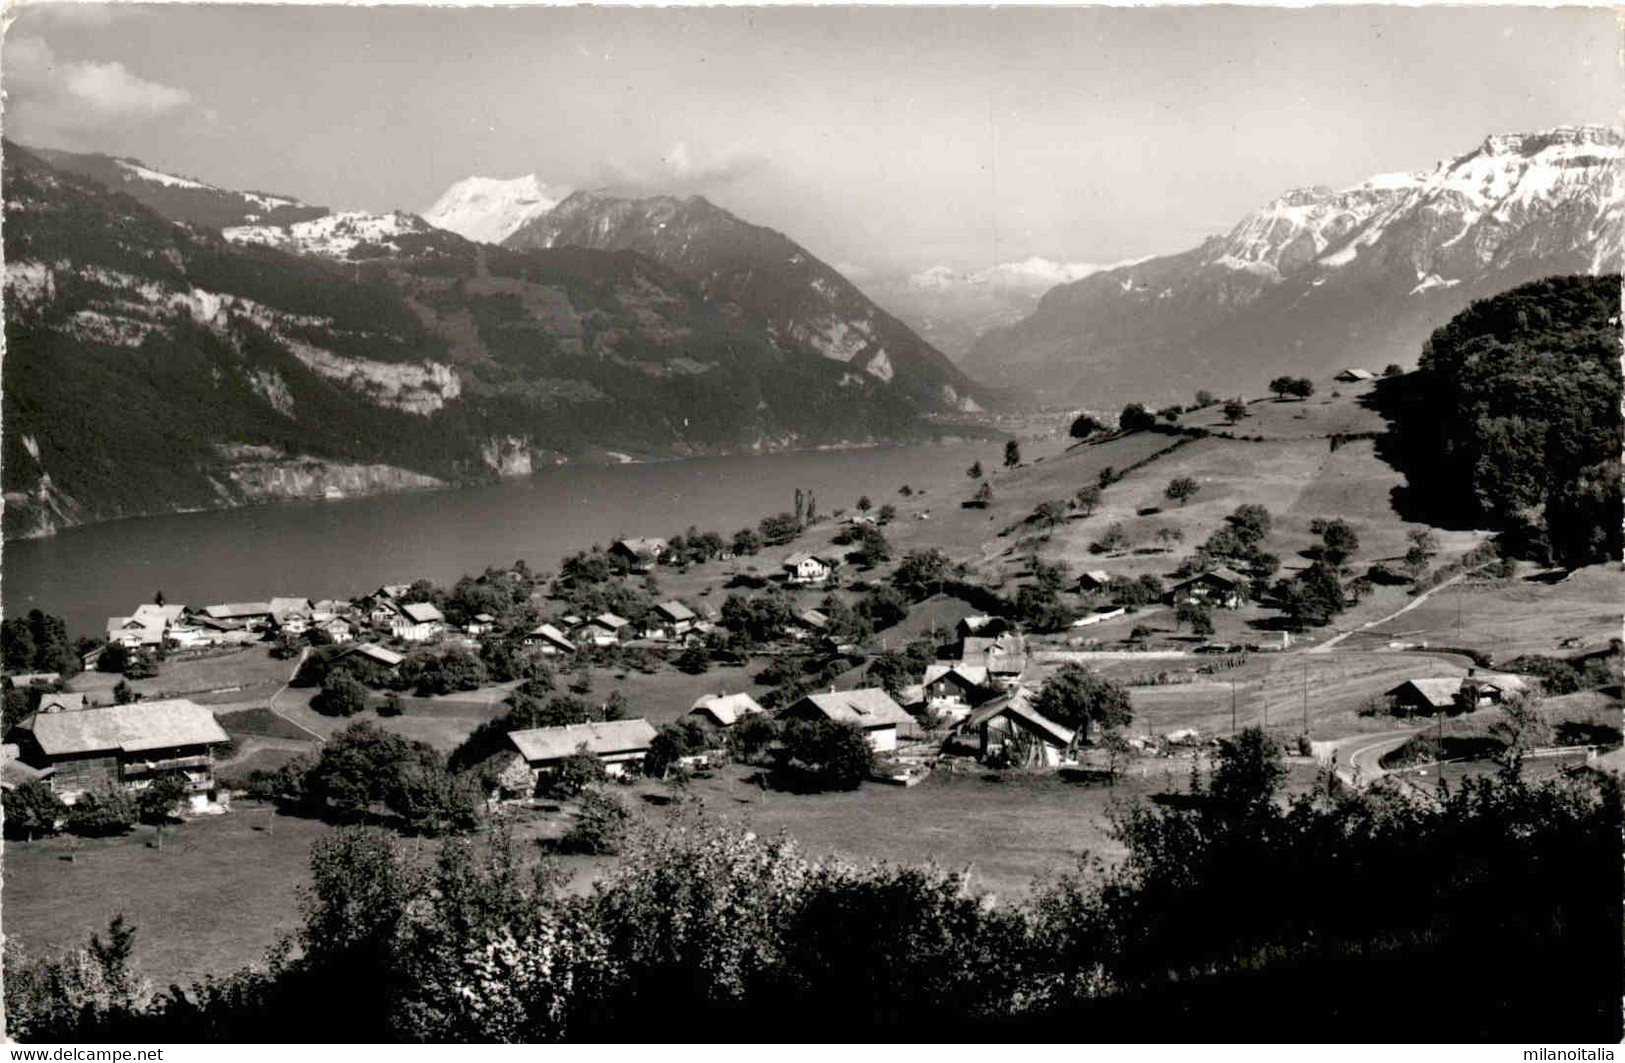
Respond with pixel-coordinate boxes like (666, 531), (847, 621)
(5, 739), (1617, 1041)
(1388, 274), (1622, 566)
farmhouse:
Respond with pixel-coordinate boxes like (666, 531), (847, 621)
(12, 699), (230, 808)
(1166, 567), (1248, 609)
(1335, 368), (1376, 382)
(781, 688), (912, 753)
(1383, 673), (1531, 715)
(202, 602), (274, 631)
(38, 691), (88, 714)
(466, 613), (497, 637)
(506, 718), (659, 782)
(586, 613), (630, 646)
(789, 609), (830, 639)
(132, 603), (188, 627)
(392, 601), (446, 642)
(920, 663), (992, 710)
(652, 600), (697, 636)
(1076, 570), (1112, 593)
(610, 538), (667, 566)
(965, 688), (1075, 767)
(313, 615), (355, 643)
(7, 673), (61, 688)
(957, 633), (1027, 680)
(105, 615), (165, 649)
(523, 623), (576, 655)
(782, 551), (839, 585)
(689, 692), (766, 728)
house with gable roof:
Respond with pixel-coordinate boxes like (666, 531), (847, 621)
(781, 688), (912, 752)
(12, 698), (231, 808)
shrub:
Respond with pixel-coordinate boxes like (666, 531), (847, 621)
(559, 788), (630, 855)
(67, 787), (138, 838)
(3, 779), (65, 840)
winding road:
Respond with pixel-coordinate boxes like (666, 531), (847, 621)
(1330, 727), (1424, 789)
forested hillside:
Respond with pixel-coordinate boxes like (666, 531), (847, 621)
(1, 145), (969, 539)
(1385, 274), (1621, 566)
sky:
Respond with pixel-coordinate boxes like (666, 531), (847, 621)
(3, 3), (1619, 275)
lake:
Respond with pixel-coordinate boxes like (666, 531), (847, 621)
(3, 442), (991, 640)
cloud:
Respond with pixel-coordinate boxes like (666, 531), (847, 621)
(595, 140), (767, 196)
(3, 33), (200, 147)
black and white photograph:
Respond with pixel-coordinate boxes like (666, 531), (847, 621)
(0, 0), (1619, 1046)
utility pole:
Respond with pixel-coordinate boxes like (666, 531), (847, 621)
(1303, 660), (1309, 736)
(1231, 678), (1236, 735)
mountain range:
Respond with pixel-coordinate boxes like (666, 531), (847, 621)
(962, 124), (1623, 405)
(853, 258), (1140, 361)
(1, 144), (991, 540)
(423, 174), (572, 245)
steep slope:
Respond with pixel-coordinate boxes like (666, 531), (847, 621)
(504, 191), (992, 412)
(2, 145), (951, 539)
(965, 125), (1623, 405)
(28, 145), (327, 230)
(423, 174), (571, 245)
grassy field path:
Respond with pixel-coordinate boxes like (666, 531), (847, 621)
(1308, 574), (1467, 654)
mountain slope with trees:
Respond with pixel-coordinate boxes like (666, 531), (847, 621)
(504, 191), (995, 414)
(1, 145), (971, 539)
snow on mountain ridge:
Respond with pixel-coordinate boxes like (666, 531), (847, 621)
(423, 173), (572, 245)
(222, 210), (439, 259)
(1209, 124), (1623, 279)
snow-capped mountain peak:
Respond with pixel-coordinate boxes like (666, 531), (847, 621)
(423, 174), (571, 245)
(1210, 123), (1623, 278)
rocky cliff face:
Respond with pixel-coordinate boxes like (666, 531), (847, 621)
(964, 125), (1622, 404)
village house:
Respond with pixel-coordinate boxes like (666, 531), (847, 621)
(391, 602), (446, 642)
(782, 551), (840, 585)
(523, 623), (576, 655)
(781, 688), (912, 753)
(1384, 672), (1532, 716)
(11, 698), (231, 809)
(957, 632), (1027, 682)
(268, 597), (314, 635)
(105, 615), (165, 650)
(7, 673), (61, 689)
(39, 691), (89, 714)
(788, 609), (830, 641)
(1165, 567), (1249, 609)
(202, 602), (274, 631)
(965, 688), (1075, 768)
(312, 614), (355, 643)
(1076, 570), (1112, 594)
(648, 600), (697, 640)
(586, 613), (630, 646)
(689, 692), (766, 729)
(466, 613), (497, 637)
(610, 538), (667, 568)
(506, 718), (659, 784)
(920, 663), (993, 715)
